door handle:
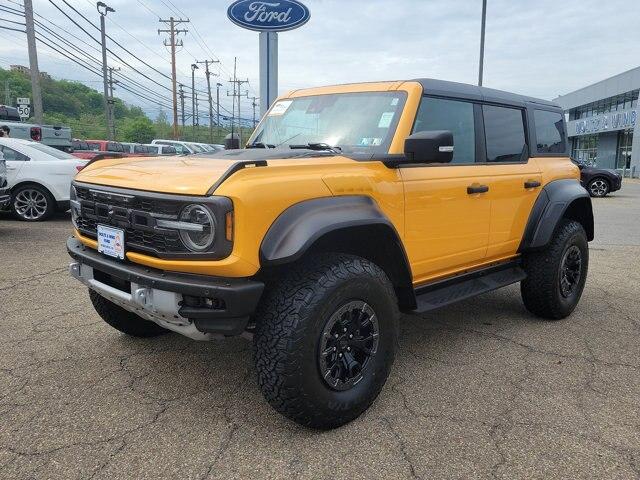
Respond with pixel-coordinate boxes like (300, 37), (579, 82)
(467, 185), (489, 194)
(524, 180), (541, 189)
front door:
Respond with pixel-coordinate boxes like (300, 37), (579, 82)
(401, 96), (491, 284)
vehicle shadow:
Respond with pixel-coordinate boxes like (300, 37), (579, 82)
(114, 284), (537, 430)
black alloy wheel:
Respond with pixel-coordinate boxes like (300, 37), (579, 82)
(318, 300), (380, 391)
(558, 245), (582, 298)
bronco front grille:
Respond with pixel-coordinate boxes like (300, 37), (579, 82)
(74, 185), (189, 257)
(73, 182), (234, 260)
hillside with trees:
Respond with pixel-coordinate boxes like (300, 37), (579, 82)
(0, 67), (253, 144)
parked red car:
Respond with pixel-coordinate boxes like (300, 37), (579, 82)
(71, 139), (123, 161)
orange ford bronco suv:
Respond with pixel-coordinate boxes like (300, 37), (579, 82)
(68, 79), (593, 429)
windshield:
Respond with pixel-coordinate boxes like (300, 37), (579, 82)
(249, 91), (407, 154)
(27, 142), (76, 159)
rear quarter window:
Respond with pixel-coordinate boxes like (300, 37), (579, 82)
(534, 110), (566, 154)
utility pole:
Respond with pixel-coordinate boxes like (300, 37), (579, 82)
(97, 2), (115, 139)
(227, 58), (249, 146)
(158, 17), (189, 139)
(178, 83), (185, 136)
(24, 0), (43, 124)
(196, 59), (219, 143)
(478, 0), (487, 86)
(107, 66), (120, 139)
(248, 95), (259, 127)
(195, 92), (199, 141)
(4, 80), (10, 105)
(191, 63), (198, 141)
(216, 82), (222, 137)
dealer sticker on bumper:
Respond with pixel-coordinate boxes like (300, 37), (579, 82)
(97, 224), (125, 260)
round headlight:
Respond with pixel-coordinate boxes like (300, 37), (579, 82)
(178, 204), (216, 252)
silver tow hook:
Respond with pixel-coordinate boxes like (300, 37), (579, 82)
(133, 288), (153, 309)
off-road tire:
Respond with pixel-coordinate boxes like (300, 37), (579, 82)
(11, 184), (55, 221)
(89, 289), (169, 337)
(253, 253), (399, 429)
(521, 220), (588, 320)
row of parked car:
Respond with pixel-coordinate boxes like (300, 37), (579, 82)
(0, 136), (228, 222)
(70, 138), (224, 160)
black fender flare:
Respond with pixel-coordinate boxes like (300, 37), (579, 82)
(260, 196), (403, 265)
(259, 196), (415, 308)
(519, 179), (594, 251)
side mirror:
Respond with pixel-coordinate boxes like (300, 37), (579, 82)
(404, 130), (454, 164)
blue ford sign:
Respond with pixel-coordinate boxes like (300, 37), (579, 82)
(227, 0), (310, 32)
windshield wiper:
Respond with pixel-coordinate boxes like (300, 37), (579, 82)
(289, 143), (342, 153)
(247, 142), (275, 149)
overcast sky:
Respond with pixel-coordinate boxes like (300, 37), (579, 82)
(1, 0), (639, 120)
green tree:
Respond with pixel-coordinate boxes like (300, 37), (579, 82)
(121, 116), (155, 143)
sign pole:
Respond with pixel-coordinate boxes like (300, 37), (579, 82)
(259, 32), (278, 117)
(228, 0), (309, 119)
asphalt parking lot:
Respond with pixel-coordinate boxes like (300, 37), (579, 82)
(1, 181), (639, 480)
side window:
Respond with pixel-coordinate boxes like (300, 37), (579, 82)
(413, 97), (475, 164)
(173, 145), (185, 154)
(534, 110), (565, 153)
(0, 146), (29, 161)
(483, 105), (527, 162)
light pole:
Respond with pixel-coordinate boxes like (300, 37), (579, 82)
(97, 1), (115, 139)
(478, 0), (487, 86)
(191, 63), (198, 140)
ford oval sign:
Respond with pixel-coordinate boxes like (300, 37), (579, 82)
(227, 0), (310, 32)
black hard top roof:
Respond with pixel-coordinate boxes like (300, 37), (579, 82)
(413, 78), (560, 110)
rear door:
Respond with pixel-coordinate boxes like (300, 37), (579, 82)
(477, 104), (542, 260)
(400, 96), (492, 284)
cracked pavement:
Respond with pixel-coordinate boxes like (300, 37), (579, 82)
(1, 181), (639, 479)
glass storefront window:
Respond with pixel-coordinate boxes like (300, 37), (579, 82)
(572, 134), (599, 165)
(616, 130), (633, 169)
(570, 90), (638, 121)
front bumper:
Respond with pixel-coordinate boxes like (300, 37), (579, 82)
(67, 236), (264, 338)
(611, 175), (622, 192)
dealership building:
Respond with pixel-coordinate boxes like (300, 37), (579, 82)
(554, 66), (639, 176)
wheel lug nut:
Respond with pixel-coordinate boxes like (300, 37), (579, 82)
(338, 353), (343, 357)
(349, 334), (353, 339)
(343, 328), (347, 332)
(347, 347), (351, 351)
(334, 334), (338, 338)
(333, 347), (337, 351)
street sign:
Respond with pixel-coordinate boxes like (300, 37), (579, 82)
(17, 105), (31, 119)
(16, 97), (30, 106)
(227, 0), (310, 32)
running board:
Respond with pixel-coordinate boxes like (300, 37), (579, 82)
(413, 261), (526, 313)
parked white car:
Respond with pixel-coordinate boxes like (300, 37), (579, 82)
(0, 138), (87, 221)
(143, 144), (178, 156)
(0, 151), (9, 209)
(151, 139), (206, 154)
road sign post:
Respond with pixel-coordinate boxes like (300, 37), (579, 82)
(16, 97), (31, 120)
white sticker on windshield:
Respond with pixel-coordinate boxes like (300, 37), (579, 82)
(378, 111), (395, 128)
(391, 98), (399, 106)
(268, 100), (293, 116)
